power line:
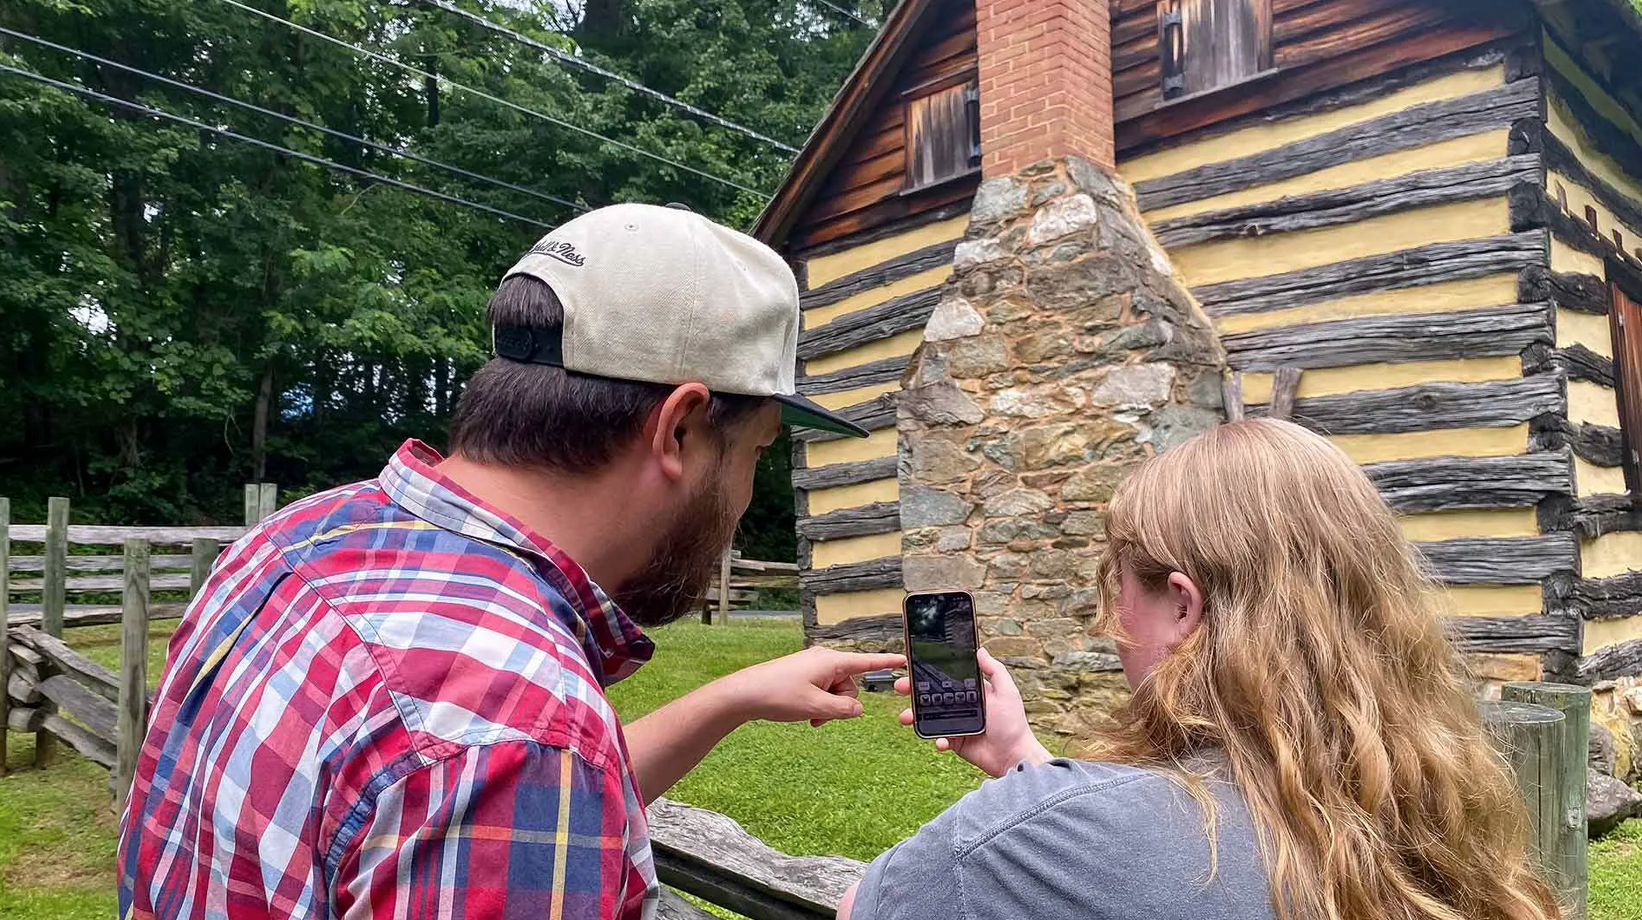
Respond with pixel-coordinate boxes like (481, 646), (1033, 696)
(0, 62), (555, 229)
(810, 0), (875, 27)
(0, 26), (588, 216)
(211, 0), (769, 197)
(415, 0), (799, 154)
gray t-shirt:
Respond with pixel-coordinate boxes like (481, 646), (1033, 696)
(850, 758), (1276, 920)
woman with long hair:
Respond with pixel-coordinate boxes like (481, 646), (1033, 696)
(840, 419), (1560, 920)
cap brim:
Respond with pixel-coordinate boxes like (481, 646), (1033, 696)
(776, 393), (872, 438)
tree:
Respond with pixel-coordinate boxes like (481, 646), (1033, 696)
(0, 0), (876, 560)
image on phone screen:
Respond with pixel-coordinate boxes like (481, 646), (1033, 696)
(904, 591), (985, 738)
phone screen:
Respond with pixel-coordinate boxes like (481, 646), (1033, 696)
(904, 591), (985, 738)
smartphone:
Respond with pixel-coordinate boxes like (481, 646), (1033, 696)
(903, 590), (986, 739)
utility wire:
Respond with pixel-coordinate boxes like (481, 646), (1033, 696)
(415, 0), (799, 153)
(0, 63), (555, 229)
(810, 0), (875, 27)
(212, 0), (769, 197)
(0, 26), (588, 215)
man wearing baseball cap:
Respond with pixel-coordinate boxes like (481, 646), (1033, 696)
(118, 204), (902, 920)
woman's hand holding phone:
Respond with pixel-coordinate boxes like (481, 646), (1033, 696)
(895, 647), (1054, 778)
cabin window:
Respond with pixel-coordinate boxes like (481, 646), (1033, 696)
(1159, 0), (1274, 100)
(905, 80), (980, 191)
(1612, 277), (1642, 498)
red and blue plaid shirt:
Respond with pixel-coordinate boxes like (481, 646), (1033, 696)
(117, 440), (660, 920)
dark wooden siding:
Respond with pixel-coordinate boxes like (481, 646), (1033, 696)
(1113, 0), (1524, 153)
(788, 0), (978, 251)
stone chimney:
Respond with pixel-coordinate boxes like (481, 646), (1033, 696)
(898, 0), (1226, 737)
(976, 0), (1115, 175)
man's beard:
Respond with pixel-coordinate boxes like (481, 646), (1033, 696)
(612, 472), (740, 628)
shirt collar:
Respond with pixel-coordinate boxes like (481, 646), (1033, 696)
(378, 439), (655, 685)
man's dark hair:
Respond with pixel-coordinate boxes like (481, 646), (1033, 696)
(450, 275), (766, 473)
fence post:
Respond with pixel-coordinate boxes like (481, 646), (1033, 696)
(243, 484), (261, 527)
(114, 539), (151, 811)
(259, 483), (278, 521)
(190, 538), (219, 599)
(36, 496), (69, 766)
(717, 550), (732, 626)
(0, 497), (9, 777)
(1503, 681), (1591, 918)
(1479, 699), (1579, 914)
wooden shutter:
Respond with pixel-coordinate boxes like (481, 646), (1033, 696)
(1159, 0), (1272, 99)
(905, 82), (978, 191)
(1611, 282), (1642, 499)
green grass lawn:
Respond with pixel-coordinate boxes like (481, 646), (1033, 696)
(3, 618), (1640, 919)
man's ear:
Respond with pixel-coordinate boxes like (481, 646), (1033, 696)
(646, 383), (713, 481)
(1166, 571), (1204, 645)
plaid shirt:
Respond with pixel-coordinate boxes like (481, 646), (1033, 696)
(117, 440), (660, 920)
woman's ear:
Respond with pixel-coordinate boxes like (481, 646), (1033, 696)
(1166, 571), (1204, 644)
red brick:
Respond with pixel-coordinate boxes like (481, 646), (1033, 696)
(975, 0), (1113, 174)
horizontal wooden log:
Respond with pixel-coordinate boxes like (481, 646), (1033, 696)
(647, 797), (864, 920)
(1543, 65), (1642, 205)
(1414, 535), (1578, 585)
(801, 556), (903, 594)
(800, 240), (958, 311)
(7, 553), (194, 574)
(794, 394), (898, 443)
(1445, 615), (1578, 655)
(797, 503), (902, 541)
(798, 355), (910, 396)
(6, 705), (47, 733)
(1539, 420), (1627, 468)
(1517, 266), (1611, 315)
(1561, 573), (1642, 621)
(1576, 637), (1642, 684)
(7, 603), (187, 630)
(796, 288), (940, 361)
(657, 889), (718, 920)
(1195, 232), (1546, 317)
(1522, 343), (1616, 388)
(791, 457), (899, 491)
(808, 613), (903, 645)
(7, 524), (243, 546)
(1508, 181), (1612, 261)
(1256, 377), (1563, 436)
(1546, 494), (1642, 540)
(38, 711), (116, 769)
(791, 199), (972, 264)
(11, 626), (120, 703)
(38, 673), (118, 739)
(9, 573), (191, 594)
(8, 670), (42, 705)
(1135, 79), (1539, 211)
(1364, 454), (1571, 512)
(1153, 156), (1538, 248)
(728, 559), (801, 575)
(1543, 134), (1642, 241)
(1222, 302), (1550, 371)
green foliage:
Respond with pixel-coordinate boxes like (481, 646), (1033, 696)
(0, 0), (877, 551)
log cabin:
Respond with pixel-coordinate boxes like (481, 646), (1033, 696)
(755, 0), (1642, 733)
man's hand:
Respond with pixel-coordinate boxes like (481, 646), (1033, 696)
(710, 647), (906, 727)
(895, 648), (1053, 778)
(624, 646), (904, 802)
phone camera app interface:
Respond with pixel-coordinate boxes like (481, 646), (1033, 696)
(907, 594), (982, 726)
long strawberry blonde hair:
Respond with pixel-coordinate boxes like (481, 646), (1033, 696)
(1087, 418), (1559, 920)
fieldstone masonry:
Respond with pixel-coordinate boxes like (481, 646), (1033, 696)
(898, 157), (1226, 738)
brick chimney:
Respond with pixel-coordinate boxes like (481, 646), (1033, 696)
(897, 0), (1224, 738)
(975, 0), (1115, 175)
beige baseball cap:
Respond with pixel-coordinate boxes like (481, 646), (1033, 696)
(496, 203), (867, 438)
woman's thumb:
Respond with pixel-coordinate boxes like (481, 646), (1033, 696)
(813, 688), (865, 721)
(978, 647), (1019, 696)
